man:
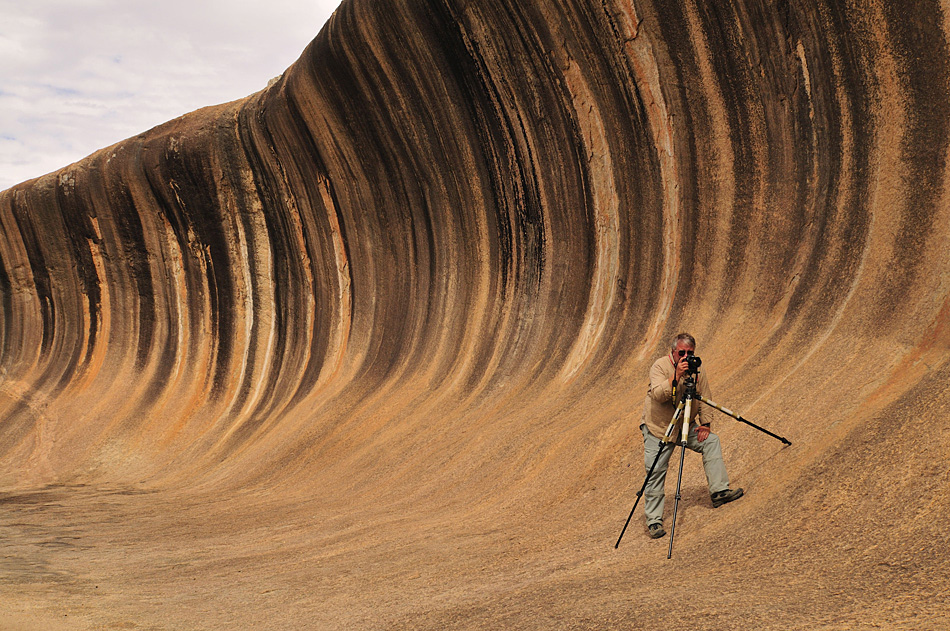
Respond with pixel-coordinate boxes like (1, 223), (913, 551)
(641, 333), (743, 539)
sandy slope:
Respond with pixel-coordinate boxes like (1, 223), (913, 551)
(2, 0), (949, 628)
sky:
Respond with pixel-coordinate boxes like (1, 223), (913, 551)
(0, 0), (340, 191)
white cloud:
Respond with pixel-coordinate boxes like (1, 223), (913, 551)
(0, 0), (340, 190)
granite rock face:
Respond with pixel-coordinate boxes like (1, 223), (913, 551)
(1, 0), (949, 628)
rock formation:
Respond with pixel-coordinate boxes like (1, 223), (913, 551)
(1, 0), (949, 628)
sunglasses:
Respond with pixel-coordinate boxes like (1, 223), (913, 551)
(676, 349), (695, 357)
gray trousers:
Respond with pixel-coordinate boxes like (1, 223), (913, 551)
(641, 423), (730, 525)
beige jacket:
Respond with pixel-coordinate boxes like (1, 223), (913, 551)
(642, 353), (712, 440)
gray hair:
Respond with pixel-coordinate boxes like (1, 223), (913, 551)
(670, 333), (696, 350)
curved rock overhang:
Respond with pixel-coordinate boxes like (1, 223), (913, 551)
(1, 0), (949, 628)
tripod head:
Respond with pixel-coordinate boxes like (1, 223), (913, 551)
(684, 353), (702, 374)
(679, 355), (701, 398)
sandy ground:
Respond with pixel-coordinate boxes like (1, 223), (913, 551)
(3, 0), (950, 628)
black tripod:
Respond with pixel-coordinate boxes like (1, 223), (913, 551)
(614, 367), (791, 558)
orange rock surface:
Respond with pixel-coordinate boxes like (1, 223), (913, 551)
(1, 0), (949, 628)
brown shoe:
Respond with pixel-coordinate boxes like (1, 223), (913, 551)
(711, 488), (744, 508)
(648, 522), (666, 539)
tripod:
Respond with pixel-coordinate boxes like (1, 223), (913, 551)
(614, 368), (791, 558)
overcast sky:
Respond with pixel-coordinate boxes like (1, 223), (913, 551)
(0, 0), (340, 191)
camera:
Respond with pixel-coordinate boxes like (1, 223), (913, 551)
(685, 354), (702, 373)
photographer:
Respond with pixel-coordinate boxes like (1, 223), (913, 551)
(640, 333), (744, 539)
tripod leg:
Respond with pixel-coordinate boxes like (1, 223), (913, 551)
(666, 395), (693, 559)
(615, 402), (684, 548)
(696, 396), (791, 445)
(615, 439), (670, 548)
(667, 439), (688, 559)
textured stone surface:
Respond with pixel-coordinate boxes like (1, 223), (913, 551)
(1, 0), (949, 628)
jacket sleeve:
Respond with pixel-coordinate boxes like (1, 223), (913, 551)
(648, 361), (673, 403)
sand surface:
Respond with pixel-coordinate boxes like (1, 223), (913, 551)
(2, 0), (949, 628)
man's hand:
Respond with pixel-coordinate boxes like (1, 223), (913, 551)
(696, 425), (710, 442)
(675, 357), (690, 380)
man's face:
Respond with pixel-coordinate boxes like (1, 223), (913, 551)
(673, 340), (695, 364)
